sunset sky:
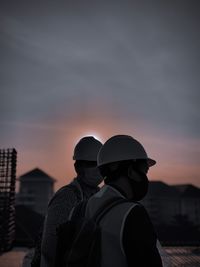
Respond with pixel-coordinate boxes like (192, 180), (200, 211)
(1, 0), (200, 190)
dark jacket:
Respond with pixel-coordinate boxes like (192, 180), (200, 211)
(40, 178), (99, 267)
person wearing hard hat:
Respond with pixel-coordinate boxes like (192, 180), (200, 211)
(85, 135), (163, 267)
(39, 136), (103, 267)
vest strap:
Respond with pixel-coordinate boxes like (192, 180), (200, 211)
(95, 197), (127, 224)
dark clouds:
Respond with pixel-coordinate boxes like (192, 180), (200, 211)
(0, 0), (200, 187)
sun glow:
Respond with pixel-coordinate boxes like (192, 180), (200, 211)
(82, 132), (103, 142)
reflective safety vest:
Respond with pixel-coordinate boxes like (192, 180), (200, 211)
(86, 185), (171, 267)
(85, 185), (138, 267)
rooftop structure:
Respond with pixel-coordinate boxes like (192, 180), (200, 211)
(142, 181), (200, 226)
(17, 168), (56, 215)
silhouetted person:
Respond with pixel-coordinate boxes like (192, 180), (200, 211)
(40, 136), (103, 267)
(85, 135), (163, 267)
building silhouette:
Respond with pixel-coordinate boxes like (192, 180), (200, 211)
(142, 181), (200, 227)
(0, 149), (17, 252)
(174, 184), (200, 226)
(16, 168), (56, 215)
(15, 168), (199, 246)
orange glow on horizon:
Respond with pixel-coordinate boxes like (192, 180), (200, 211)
(15, 112), (200, 191)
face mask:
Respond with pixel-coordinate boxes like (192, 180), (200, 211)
(83, 167), (103, 187)
(127, 166), (149, 201)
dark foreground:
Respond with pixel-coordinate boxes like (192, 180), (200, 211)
(0, 246), (200, 267)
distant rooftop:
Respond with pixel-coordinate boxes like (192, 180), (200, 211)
(145, 181), (200, 198)
(146, 181), (179, 197)
(173, 184), (200, 198)
(18, 168), (56, 183)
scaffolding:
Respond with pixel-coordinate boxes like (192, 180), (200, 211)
(0, 149), (17, 252)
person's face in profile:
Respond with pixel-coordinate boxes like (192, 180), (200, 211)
(132, 160), (149, 175)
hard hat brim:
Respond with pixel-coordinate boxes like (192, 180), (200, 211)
(147, 158), (156, 167)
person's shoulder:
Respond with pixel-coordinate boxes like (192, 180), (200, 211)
(56, 183), (75, 194)
(48, 181), (78, 206)
(54, 183), (75, 196)
(126, 203), (152, 225)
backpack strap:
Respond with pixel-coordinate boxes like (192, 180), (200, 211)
(70, 197), (126, 225)
(94, 197), (127, 224)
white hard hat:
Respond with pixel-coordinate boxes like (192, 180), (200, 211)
(73, 136), (102, 161)
(97, 135), (156, 167)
